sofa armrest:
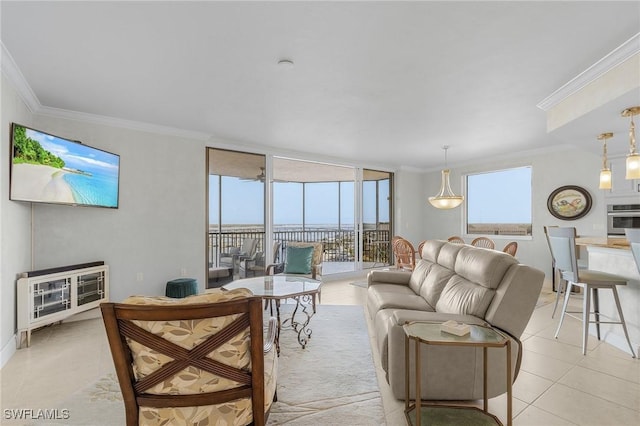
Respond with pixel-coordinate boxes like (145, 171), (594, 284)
(367, 269), (411, 286)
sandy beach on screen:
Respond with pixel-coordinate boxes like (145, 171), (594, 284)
(11, 163), (76, 203)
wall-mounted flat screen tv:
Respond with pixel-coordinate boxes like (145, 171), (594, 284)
(10, 123), (120, 208)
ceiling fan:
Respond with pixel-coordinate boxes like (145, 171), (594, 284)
(240, 167), (267, 182)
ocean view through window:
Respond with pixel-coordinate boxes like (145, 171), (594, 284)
(466, 166), (532, 236)
(207, 148), (394, 278)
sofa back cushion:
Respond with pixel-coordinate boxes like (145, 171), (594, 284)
(454, 246), (517, 289)
(436, 242), (465, 269)
(421, 240), (446, 262)
(435, 275), (495, 317)
(418, 264), (456, 309)
(408, 259), (433, 293)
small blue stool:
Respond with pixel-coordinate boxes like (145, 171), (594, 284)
(165, 278), (198, 298)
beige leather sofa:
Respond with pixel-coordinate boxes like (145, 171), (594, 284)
(367, 240), (544, 400)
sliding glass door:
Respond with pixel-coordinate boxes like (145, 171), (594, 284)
(207, 149), (265, 287)
(362, 169), (392, 270)
(273, 157), (357, 274)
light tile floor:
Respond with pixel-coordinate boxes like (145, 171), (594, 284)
(1, 277), (639, 425)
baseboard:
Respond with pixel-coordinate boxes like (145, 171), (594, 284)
(0, 333), (17, 369)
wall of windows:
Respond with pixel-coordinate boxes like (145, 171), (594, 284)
(207, 149), (394, 279)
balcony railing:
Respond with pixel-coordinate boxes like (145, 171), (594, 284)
(208, 228), (391, 271)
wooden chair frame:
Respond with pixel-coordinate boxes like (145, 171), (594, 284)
(471, 236), (495, 249)
(502, 241), (518, 257)
(391, 236), (416, 271)
(447, 236), (465, 244)
(101, 297), (273, 426)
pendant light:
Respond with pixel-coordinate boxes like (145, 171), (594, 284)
(428, 146), (464, 209)
(597, 132), (613, 189)
(621, 106), (640, 180)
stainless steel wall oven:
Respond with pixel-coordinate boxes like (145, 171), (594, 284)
(607, 204), (640, 236)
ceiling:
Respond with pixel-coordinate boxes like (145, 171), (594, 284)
(1, 1), (639, 171)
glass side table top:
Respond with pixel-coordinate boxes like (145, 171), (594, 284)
(223, 274), (321, 298)
(403, 322), (506, 346)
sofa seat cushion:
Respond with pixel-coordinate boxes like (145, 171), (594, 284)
(374, 308), (488, 374)
(435, 275), (495, 317)
(368, 286), (433, 315)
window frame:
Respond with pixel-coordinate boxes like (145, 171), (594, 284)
(462, 165), (533, 240)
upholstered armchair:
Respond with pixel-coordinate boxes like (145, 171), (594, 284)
(265, 242), (323, 312)
(265, 241), (323, 280)
(100, 289), (278, 426)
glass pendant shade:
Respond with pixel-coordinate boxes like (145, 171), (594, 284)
(627, 153), (640, 179)
(597, 132), (613, 189)
(428, 169), (464, 209)
(599, 168), (612, 189)
(622, 106), (640, 179)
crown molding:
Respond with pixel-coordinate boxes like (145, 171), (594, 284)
(36, 106), (211, 141)
(2, 41), (210, 141)
(1, 41), (40, 112)
(537, 32), (640, 111)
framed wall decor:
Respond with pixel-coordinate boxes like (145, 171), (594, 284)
(547, 185), (592, 220)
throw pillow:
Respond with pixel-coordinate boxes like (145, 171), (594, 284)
(284, 246), (314, 274)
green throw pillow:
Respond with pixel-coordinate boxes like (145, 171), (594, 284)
(284, 246), (314, 274)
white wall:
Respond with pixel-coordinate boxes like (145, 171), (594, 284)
(31, 116), (207, 303)
(1, 74), (34, 366)
(393, 169), (424, 248)
(422, 148), (605, 277)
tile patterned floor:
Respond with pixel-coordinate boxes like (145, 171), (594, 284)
(1, 278), (639, 425)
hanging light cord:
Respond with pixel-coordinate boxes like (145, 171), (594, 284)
(602, 137), (608, 169)
(443, 145), (449, 168)
(630, 115), (636, 155)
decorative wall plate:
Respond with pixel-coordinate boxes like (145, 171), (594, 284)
(547, 185), (592, 220)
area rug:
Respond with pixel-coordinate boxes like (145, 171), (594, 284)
(50, 305), (384, 425)
(268, 305), (385, 425)
(350, 280), (368, 288)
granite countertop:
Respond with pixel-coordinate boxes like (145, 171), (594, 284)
(576, 237), (630, 250)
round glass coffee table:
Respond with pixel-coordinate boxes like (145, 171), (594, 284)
(222, 275), (321, 355)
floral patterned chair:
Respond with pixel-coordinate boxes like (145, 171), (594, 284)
(100, 288), (277, 426)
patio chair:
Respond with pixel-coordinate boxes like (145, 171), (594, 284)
(266, 241), (323, 280)
(242, 242), (282, 277)
(391, 236), (416, 271)
(266, 242), (323, 312)
(220, 238), (259, 269)
(100, 289), (278, 426)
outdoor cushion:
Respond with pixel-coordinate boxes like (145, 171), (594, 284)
(284, 246), (314, 274)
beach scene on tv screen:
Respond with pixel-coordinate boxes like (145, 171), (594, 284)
(11, 125), (119, 207)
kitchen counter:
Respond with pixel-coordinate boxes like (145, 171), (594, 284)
(575, 237), (630, 250)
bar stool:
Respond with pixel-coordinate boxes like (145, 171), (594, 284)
(547, 227), (635, 357)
